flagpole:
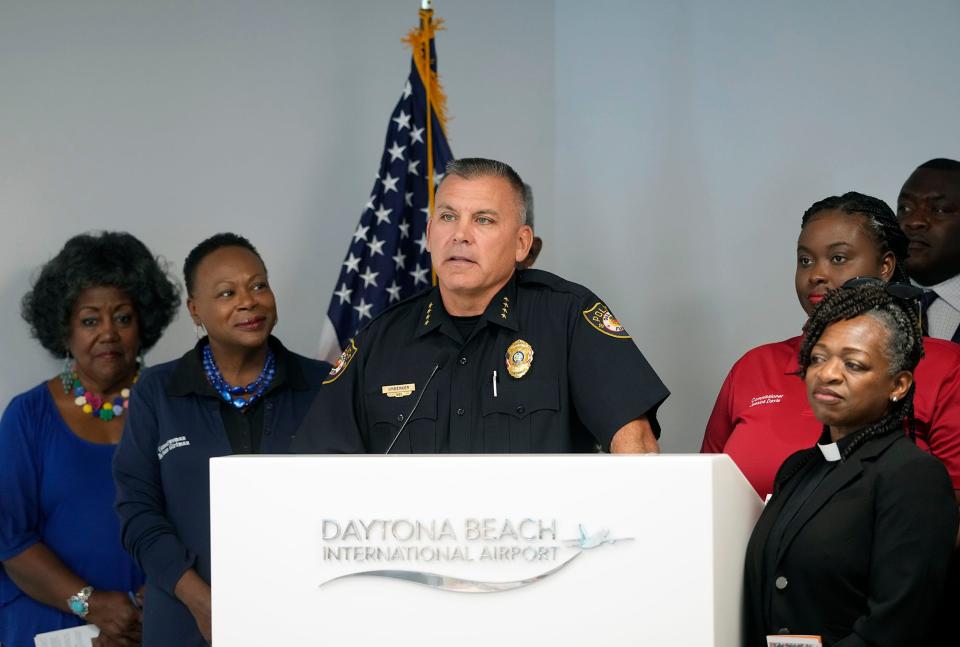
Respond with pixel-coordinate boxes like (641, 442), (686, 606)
(419, 0), (435, 222)
(417, 0), (438, 284)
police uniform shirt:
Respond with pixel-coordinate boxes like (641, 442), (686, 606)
(293, 269), (670, 454)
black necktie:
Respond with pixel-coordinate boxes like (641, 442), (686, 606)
(919, 290), (939, 337)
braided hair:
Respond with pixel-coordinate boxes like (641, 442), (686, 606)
(801, 192), (911, 284)
(803, 282), (923, 455)
(776, 283), (924, 489)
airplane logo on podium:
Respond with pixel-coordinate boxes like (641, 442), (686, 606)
(562, 525), (634, 550)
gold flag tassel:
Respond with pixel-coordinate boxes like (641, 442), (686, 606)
(403, 6), (450, 286)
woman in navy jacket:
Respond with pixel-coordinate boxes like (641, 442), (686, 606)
(113, 233), (328, 646)
(743, 281), (957, 646)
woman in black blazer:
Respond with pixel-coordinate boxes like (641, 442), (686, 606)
(743, 280), (958, 647)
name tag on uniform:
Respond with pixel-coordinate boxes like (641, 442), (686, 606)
(766, 636), (821, 647)
(382, 383), (416, 398)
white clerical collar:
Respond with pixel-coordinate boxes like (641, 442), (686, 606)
(818, 442), (842, 462)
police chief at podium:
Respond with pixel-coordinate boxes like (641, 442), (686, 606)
(293, 158), (669, 454)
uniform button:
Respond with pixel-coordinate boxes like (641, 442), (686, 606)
(459, 355), (468, 366)
(396, 413), (405, 423)
(456, 408), (465, 416)
(775, 576), (788, 590)
(515, 405), (525, 415)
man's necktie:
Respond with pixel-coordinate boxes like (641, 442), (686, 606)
(919, 290), (939, 336)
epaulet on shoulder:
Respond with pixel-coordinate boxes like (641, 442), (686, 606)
(356, 287), (433, 333)
(518, 269), (591, 298)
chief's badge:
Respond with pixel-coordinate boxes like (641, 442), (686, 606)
(505, 339), (534, 379)
(582, 302), (631, 339)
(323, 340), (358, 385)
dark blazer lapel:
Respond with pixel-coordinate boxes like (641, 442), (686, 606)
(775, 433), (901, 563)
(744, 450), (812, 586)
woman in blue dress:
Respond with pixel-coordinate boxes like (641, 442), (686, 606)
(0, 232), (179, 647)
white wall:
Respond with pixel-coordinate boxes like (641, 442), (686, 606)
(2, 1), (958, 452)
(0, 0), (555, 399)
(554, 0), (960, 451)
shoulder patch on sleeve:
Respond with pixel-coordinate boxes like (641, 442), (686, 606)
(582, 302), (631, 339)
(323, 340), (358, 384)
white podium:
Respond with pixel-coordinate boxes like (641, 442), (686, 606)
(210, 454), (762, 646)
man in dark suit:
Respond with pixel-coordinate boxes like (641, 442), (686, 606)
(898, 158), (960, 343)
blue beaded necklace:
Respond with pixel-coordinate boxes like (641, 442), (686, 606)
(202, 344), (276, 410)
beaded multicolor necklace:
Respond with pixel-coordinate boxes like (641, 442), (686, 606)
(63, 371), (138, 421)
(202, 344), (276, 410)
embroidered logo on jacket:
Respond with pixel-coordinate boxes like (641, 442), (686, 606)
(749, 394), (784, 407)
(157, 436), (190, 460)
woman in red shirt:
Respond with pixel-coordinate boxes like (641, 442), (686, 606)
(701, 192), (960, 501)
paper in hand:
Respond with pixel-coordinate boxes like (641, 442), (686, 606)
(34, 624), (99, 647)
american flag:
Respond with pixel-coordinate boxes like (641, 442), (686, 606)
(318, 8), (454, 362)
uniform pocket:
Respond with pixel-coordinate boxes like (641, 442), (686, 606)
(364, 388), (438, 452)
(480, 377), (560, 452)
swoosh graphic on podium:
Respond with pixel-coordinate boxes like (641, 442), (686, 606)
(319, 551), (582, 593)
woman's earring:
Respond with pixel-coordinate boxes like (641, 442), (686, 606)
(891, 396), (899, 402)
(195, 322), (205, 340)
(60, 353), (75, 394)
(137, 352), (146, 370)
